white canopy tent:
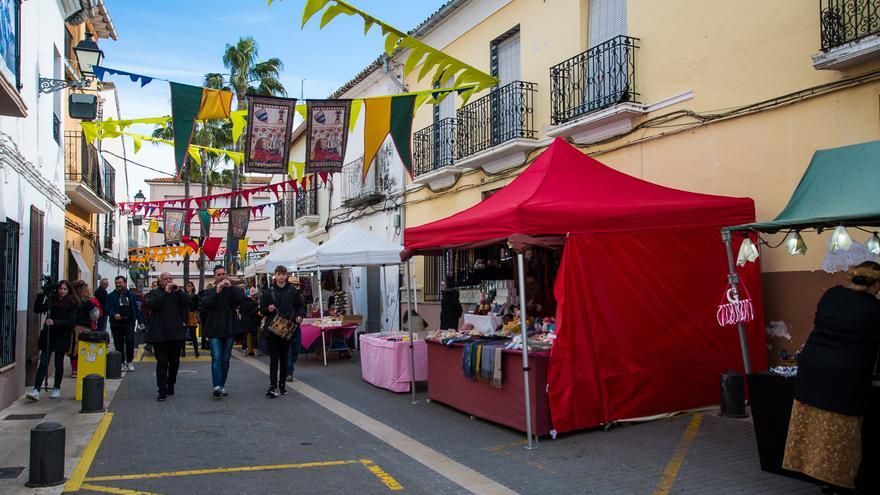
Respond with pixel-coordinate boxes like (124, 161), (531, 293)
(245, 236), (317, 278)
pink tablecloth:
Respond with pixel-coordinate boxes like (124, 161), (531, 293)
(300, 324), (357, 349)
(359, 335), (428, 393)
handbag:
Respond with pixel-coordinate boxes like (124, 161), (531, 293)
(267, 287), (296, 340)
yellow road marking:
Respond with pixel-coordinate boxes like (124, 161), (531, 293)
(360, 459), (404, 491)
(137, 355), (211, 363)
(64, 413), (114, 493)
(133, 346), (144, 362)
(84, 460), (359, 482)
(79, 483), (162, 495)
(653, 413), (703, 495)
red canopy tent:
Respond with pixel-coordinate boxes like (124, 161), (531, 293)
(405, 138), (768, 434)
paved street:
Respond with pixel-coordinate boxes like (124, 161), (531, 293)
(51, 347), (819, 495)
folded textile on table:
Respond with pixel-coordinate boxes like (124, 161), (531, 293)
(492, 347), (503, 388)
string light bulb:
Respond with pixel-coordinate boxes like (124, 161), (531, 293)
(736, 237), (759, 266)
(868, 232), (880, 256)
(830, 226), (853, 253)
(785, 231), (807, 256)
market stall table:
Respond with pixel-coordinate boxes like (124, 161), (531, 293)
(359, 334), (427, 392)
(300, 323), (357, 350)
(426, 339), (553, 436)
(463, 314), (503, 334)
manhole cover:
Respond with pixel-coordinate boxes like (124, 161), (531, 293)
(4, 414), (46, 421)
(0, 467), (24, 479)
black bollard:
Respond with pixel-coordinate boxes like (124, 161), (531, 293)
(25, 421), (65, 487)
(80, 374), (105, 413)
(720, 370), (748, 418)
(106, 350), (122, 380)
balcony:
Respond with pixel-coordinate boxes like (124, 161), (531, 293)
(273, 185), (319, 238)
(412, 118), (469, 189)
(64, 131), (114, 214)
(454, 81), (537, 175)
(813, 0), (880, 69)
(341, 156), (392, 208)
(547, 35), (645, 144)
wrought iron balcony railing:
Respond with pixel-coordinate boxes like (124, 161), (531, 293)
(65, 131), (112, 203)
(103, 164), (115, 205)
(820, 0), (880, 51)
(413, 117), (457, 177)
(275, 192), (296, 229)
(456, 81), (537, 159)
(341, 156), (391, 206)
(550, 35), (640, 125)
(295, 184), (319, 218)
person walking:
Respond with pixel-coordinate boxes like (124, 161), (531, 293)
(260, 266), (306, 397)
(105, 276), (142, 372)
(182, 282), (200, 358)
(143, 272), (190, 401)
(94, 278), (109, 332)
(27, 280), (79, 400)
(239, 289), (261, 356)
(71, 281), (100, 378)
(200, 265), (245, 398)
(285, 276), (306, 382)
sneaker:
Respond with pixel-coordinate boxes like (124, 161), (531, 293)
(265, 387), (279, 398)
(213, 386), (222, 397)
(50, 388), (61, 399)
(220, 387), (228, 397)
(26, 389), (40, 401)
(286, 374), (293, 382)
(121, 362), (128, 373)
(279, 387), (288, 396)
(127, 362), (135, 372)
(157, 394), (166, 402)
(71, 370), (77, 378)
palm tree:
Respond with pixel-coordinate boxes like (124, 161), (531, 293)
(203, 36), (286, 111)
(151, 121), (234, 195)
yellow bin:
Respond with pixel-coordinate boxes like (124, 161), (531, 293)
(75, 340), (107, 400)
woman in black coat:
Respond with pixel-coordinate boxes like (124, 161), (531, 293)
(239, 291), (261, 356)
(27, 280), (79, 401)
(783, 261), (880, 493)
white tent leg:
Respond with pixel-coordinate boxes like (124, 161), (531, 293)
(517, 253), (536, 450)
(405, 261), (417, 403)
(318, 268), (327, 367)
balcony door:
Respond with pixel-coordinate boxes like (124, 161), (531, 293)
(586, 0), (629, 110)
(433, 77), (456, 168)
(491, 27), (522, 144)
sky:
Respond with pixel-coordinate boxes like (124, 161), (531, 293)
(100, 0), (446, 202)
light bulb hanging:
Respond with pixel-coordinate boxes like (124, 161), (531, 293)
(736, 237), (759, 266)
(785, 231), (807, 256)
(830, 226), (853, 253)
(868, 232), (880, 256)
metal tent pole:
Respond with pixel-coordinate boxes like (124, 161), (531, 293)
(721, 230), (752, 374)
(318, 268), (327, 367)
(405, 261), (417, 404)
(411, 259), (418, 313)
(517, 253), (536, 450)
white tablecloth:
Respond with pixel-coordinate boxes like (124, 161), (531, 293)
(463, 314), (503, 334)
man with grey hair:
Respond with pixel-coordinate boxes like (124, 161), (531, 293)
(143, 272), (190, 401)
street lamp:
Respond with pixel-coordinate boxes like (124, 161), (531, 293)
(39, 32), (105, 94)
(132, 190), (145, 226)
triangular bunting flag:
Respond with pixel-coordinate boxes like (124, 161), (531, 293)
(363, 96), (392, 181)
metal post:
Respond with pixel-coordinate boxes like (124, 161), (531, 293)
(516, 253), (536, 450)
(721, 230), (753, 374)
(183, 161), (191, 287)
(405, 261), (417, 404)
(318, 268), (326, 366)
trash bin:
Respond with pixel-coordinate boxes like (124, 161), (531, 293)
(75, 332), (108, 401)
(720, 370), (747, 418)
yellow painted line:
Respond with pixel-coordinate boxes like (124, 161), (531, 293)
(133, 346), (144, 362)
(653, 413), (703, 495)
(64, 412), (114, 492)
(360, 459), (404, 491)
(84, 459), (358, 482)
(137, 355), (211, 363)
(79, 483), (162, 495)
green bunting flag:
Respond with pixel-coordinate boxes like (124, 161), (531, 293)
(170, 82), (233, 176)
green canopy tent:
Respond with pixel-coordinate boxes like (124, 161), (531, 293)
(720, 139), (880, 372)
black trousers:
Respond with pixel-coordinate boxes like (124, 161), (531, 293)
(267, 336), (289, 389)
(33, 349), (64, 390)
(110, 322), (135, 363)
(153, 340), (182, 395)
(182, 326), (199, 355)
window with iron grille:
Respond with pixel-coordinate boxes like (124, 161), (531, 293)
(52, 113), (60, 145)
(50, 240), (59, 283)
(423, 255), (445, 302)
(104, 214), (114, 251)
(0, 220), (20, 369)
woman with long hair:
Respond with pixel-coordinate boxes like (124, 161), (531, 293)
(182, 282), (200, 358)
(70, 280), (99, 378)
(27, 280), (80, 400)
(783, 261), (880, 494)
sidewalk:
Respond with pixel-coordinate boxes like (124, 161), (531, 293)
(0, 361), (124, 495)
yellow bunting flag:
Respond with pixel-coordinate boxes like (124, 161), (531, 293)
(363, 97), (392, 180)
(238, 237), (248, 260)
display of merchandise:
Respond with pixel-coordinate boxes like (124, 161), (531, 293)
(333, 290), (348, 315)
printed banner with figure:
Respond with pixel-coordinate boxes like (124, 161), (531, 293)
(162, 208), (186, 244)
(306, 99), (351, 174)
(229, 207), (251, 240)
(244, 95), (297, 174)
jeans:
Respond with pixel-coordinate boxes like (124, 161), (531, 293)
(267, 336), (289, 389)
(286, 329), (301, 376)
(33, 349), (64, 390)
(209, 337), (234, 388)
(110, 322), (135, 363)
(153, 341), (182, 395)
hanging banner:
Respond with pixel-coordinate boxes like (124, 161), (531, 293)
(229, 207), (251, 240)
(162, 208), (186, 244)
(244, 95), (297, 175)
(306, 99), (351, 174)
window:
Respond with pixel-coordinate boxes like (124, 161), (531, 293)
(588, 0), (627, 47)
(0, 0), (21, 86)
(104, 214), (115, 251)
(50, 240), (59, 283)
(423, 255), (446, 302)
(0, 219), (19, 368)
(490, 27), (521, 84)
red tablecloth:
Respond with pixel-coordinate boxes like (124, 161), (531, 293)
(300, 324), (357, 349)
(359, 335), (428, 393)
(426, 340), (552, 435)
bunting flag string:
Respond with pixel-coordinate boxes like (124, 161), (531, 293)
(118, 178), (301, 214)
(92, 65), (158, 87)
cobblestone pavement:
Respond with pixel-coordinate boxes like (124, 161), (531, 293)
(65, 347), (820, 494)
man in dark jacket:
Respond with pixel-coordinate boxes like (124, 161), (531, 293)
(94, 278), (109, 332)
(143, 272), (190, 401)
(105, 276), (143, 373)
(260, 265), (307, 397)
(200, 265), (245, 398)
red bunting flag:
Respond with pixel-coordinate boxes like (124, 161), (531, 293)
(201, 237), (222, 261)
